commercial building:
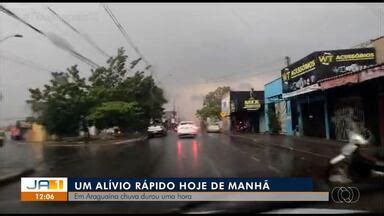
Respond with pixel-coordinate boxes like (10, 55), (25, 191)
(221, 89), (265, 133)
(318, 63), (384, 144)
(275, 36), (384, 145)
(264, 78), (293, 135)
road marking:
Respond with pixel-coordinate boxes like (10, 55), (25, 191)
(44, 144), (86, 147)
(251, 155), (260, 162)
(186, 210), (225, 214)
(112, 138), (143, 145)
(268, 165), (281, 174)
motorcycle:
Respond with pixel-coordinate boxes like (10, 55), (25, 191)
(235, 121), (248, 132)
(328, 128), (384, 184)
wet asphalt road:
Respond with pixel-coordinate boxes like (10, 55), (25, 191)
(0, 132), (383, 213)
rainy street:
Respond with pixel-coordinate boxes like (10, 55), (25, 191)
(0, 132), (383, 213)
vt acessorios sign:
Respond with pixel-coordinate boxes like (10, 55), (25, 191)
(281, 48), (376, 94)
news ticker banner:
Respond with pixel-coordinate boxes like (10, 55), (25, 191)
(21, 177), (329, 202)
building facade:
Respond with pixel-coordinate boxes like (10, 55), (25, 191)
(265, 36), (384, 145)
(319, 64), (384, 145)
(221, 89), (265, 133)
(264, 78), (293, 135)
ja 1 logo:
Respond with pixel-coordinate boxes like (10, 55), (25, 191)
(21, 177), (67, 192)
(21, 177), (68, 202)
(331, 187), (360, 203)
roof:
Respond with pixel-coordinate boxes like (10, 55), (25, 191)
(371, 35), (384, 43)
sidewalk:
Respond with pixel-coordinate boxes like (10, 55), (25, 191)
(43, 136), (146, 146)
(0, 140), (37, 185)
(229, 132), (344, 159)
(43, 133), (146, 146)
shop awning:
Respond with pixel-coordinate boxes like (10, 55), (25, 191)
(319, 64), (384, 90)
(359, 64), (384, 82)
(319, 73), (359, 90)
(282, 84), (321, 99)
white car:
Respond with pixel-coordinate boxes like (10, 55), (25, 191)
(147, 124), (167, 138)
(177, 121), (198, 138)
(206, 123), (221, 133)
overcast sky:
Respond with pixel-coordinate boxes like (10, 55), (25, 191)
(0, 3), (383, 125)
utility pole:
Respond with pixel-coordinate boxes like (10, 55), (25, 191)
(170, 98), (176, 130)
(284, 56), (291, 67)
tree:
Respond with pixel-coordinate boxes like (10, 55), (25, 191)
(89, 48), (167, 130)
(27, 47), (167, 137)
(27, 65), (91, 137)
(86, 101), (142, 132)
(196, 86), (230, 120)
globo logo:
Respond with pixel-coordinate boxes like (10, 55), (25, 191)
(331, 187), (360, 203)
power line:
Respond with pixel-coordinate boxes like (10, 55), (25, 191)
(0, 5), (45, 35)
(101, 3), (153, 74)
(47, 6), (111, 59)
(100, 4), (169, 89)
(0, 4), (100, 69)
(47, 7), (80, 34)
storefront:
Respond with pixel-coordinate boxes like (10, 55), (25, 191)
(221, 90), (265, 133)
(319, 64), (384, 145)
(281, 47), (377, 140)
(290, 91), (329, 138)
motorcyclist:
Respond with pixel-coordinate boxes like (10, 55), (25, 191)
(236, 121), (247, 132)
(328, 119), (376, 184)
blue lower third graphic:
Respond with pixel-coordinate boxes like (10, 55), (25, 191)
(63, 178), (329, 202)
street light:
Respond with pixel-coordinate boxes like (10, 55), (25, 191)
(0, 34), (23, 43)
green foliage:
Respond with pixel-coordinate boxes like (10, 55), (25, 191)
(196, 86), (230, 120)
(203, 86), (230, 107)
(268, 109), (281, 134)
(196, 105), (221, 120)
(27, 66), (91, 136)
(88, 48), (167, 130)
(86, 101), (142, 132)
(27, 48), (167, 137)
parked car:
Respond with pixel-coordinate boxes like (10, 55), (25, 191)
(206, 123), (221, 133)
(177, 121), (198, 138)
(147, 124), (167, 138)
